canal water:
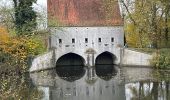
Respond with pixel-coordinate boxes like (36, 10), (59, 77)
(29, 65), (170, 100)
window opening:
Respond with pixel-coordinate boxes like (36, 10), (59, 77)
(98, 38), (101, 42)
(85, 38), (88, 43)
(72, 38), (75, 43)
(111, 37), (114, 42)
(59, 39), (62, 44)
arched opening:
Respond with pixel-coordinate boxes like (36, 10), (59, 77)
(56, 53), (85, 82)
(95, 52), (116, 65)
(56, 53), (85, 66)
(95, 52), (117, 81)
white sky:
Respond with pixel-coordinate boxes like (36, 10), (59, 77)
(0, 0), (47, 8)
(35, 0), (47, 8)
(33, 0), (47, 12)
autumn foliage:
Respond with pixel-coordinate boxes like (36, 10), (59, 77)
(0, 27), (45, 99)
(0, 26), (46, 73)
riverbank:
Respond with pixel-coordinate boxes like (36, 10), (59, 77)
(125, 48), (170, 69)
(122, 66), (170, 82)
(121, 48), (152, 66)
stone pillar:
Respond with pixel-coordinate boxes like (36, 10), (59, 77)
(85, 48), (96, 67)
(119, 48), (124, 66)
(87, 53), (95, 67)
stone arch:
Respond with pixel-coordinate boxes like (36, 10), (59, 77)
(56, 52), (85, 66)
(56, 53), (86, 82)
(95, 51), (117, 80)
(95, 51), (117, 65)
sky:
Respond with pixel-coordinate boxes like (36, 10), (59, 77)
(0, 0), (47, 9)
(37, 0), (47, 6)
(34, 0), (47, 9)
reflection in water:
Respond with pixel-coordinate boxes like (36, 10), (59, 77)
(85, 67), (97, 84)
(126, 81), (170, 100)
(56, 65), (85, 82)
(50, 65), (125, 100)
(31, 65), (125, 100)
(95, 64), (117, 81)
(30, 66), (170, 100)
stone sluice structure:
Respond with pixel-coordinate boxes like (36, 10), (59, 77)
(48, 0), (124, 67)
(30, 0), (152, 72)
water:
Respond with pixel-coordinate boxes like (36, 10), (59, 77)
(29, 65), (170, 100)
(0, 65), (169, 99)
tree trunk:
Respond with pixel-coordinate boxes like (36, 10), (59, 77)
(165, 13), (169, 47)
(151, 3), (158, 48)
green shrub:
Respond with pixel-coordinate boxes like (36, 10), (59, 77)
(0, 29), (47, 74)
(151, 49), (170, 69)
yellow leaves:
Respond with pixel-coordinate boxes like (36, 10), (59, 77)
(0, 27), (45, 100)
(125, 23), (136, 33)
(24, 37), (46, 56)
(0, 27), (10, 44)
(0, 26), (8, 34)
(0, 27), (46, 65)
(126, 33), (139, 48)
(125, 23), (140, 47)
(26, 39), (38, 50)
(0, 27), (12, 56)
(125, 22), (150, 48)
(0, 26), (46, 74)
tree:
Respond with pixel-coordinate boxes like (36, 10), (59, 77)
(12, 0), (37, 35)
(120, 0), (170, 48)
(0, 1), (15, 32)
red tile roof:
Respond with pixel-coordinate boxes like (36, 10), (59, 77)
(48, 0), (123, 26)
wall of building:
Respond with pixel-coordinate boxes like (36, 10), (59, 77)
(29, 49), (153, 72)
(56, 53), (85, 66)
(121, 49), (152, 66)
(50, 26), (124, 65)
(29, 51), (54, 72)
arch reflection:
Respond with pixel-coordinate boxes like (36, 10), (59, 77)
(95, 51), (117, 81)
(56, 65), (85, 82)
(85, 67), (98, 84)
(95, 64), (117, 81)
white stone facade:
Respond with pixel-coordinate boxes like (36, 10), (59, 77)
(29, 51), (54, 72)
(50, 26), (124, 66)
(122, 49), (152, 66)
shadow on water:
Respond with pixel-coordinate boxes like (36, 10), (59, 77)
(95, 64), (117, 81)
(56, 65), (86, 82)
(56, 64), (117, 82)
(30, 66), (170, 100)
(95, 51), (117, 81)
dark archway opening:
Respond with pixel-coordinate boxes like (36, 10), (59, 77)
(56, 53), (85, 82)
(56, 53), (85, 66)
(95, 52), (117, 81)
(95, 52), (117, 65)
